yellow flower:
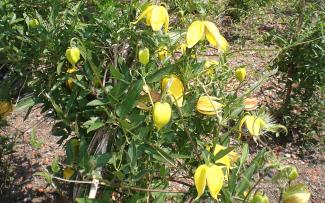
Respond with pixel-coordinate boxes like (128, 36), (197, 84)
(213, 144), (239, 176)
(196, 96), (223, 115)
(157, 46), (169, 61)
(161, 75), (184, 107)
(63, 167), (75, 180)
(28, 19), (39, 28)
(66, 47), (80, 66)
(235, 67), (246, 82)
(138, 47), (150, 65)
(243, 98), (258, 111)
(239, 115), (266, 138)
(153, 102), (171, 130)
(0, 101), (13, 117)
(132, 5), (169, 33)
(186, 20), (229, 51)
(194, 164), (224, 200)
(284, 184), (310, 203)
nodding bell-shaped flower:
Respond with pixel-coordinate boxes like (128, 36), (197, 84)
(186, 20), (229, 51)
(132, 5), (169, 33)
(283, 184), (311, 203)
(251, 193), (269, 203)
(161, 75), (184, 107)
(138, 47), (150, 65)
(28, 19), (39, 28)
(153, 102), (171, 130)
(194, 164), (224, 200)
(196, 96), (223, 115)
(66, 47), (80, 66)
(235, 67), (246, 82)
(239, 115), (266, 138)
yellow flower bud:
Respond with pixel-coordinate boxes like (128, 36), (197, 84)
(138, 48), (150, 65)
(161, 75), (184, 107)
(63, 167), (75, 180)
(28, 19), (39, 28)
(251, 193), (269, 203)
(235, 67), (246, 82)
(0, 101), (13, 117)
(284, 184), (310, 203)
(196, 96), (223, 115)
(66, 47), (80, 65)
(153, 102), (171, 130)
(286, 166), (299, 181)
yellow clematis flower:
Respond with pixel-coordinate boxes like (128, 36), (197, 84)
(239, 115), (266, 138)
(186, 20), (229, 51)
(161, 75), (184, 107)
(283, 184), (310, 203)
(66, 47), (80, 66)
(196, 96), (223, 115)
(138, 47), (150, 65)
(153, 102), (171, 130)
(235, 67), (246, 82)
(194, 164), (224, 200)
(132, 5), (169, 33)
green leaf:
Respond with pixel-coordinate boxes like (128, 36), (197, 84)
(87, 99), (106, 106)
(238, 143), (249, 173)
(15, 97), (35, 112)
(116, 79), (143, 118)
(128, 140), (137, 169)
(235, 149), (266, 196)
(56, 61), (64, 75)
(146, 64), (174, 83)
(221, 188), (233, 203)
(110, 65), (125, 80)
(213, 147), (234, 162)
(82, 117), (105, 133)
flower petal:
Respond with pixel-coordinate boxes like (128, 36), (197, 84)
(197, 96), (222, 115)
(239, 115), (249, 138)
(204, 21), (221, 47)
(161, 75), (184, 107)
(186, 21), (205, 48)
(150, 6), (166, 31)
(132, 5), (154, 24)
(206, 164), (224, 200)
(194, 164), (208, 199)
